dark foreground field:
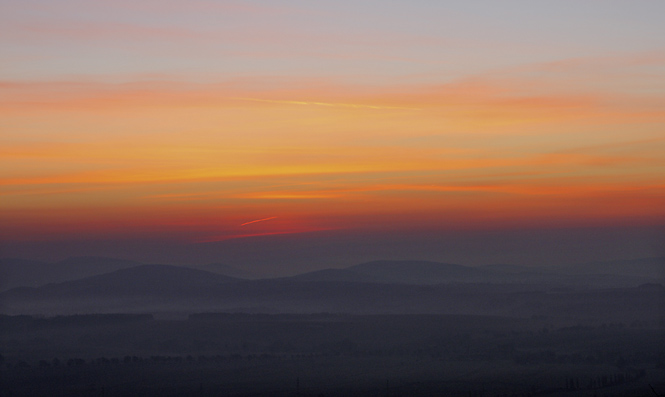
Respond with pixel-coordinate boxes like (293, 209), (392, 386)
(1, 313), (664, 396)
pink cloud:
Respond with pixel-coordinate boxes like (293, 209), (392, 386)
(10, 0), (292, 17)
(7, 21), (205, 42)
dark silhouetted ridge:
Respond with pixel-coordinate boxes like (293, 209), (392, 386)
(287, 268), (379, 283)
(34, 264), (239, 297)
(0, 256), (141, 290)
(347, 260), (492, 284)
(555, 257), (665, 279)
(198, 262), (258, 279)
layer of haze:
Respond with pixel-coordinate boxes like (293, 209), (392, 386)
(1, 0), (664, 272)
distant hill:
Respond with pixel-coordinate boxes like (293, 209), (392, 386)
(287, 259), (658, 287)
(3, 256), (661, 292)
(286, 260), (494, 284)
(348, 260), (492, 284)
(0, 256), (141, 290)
(287, 268), (379, 283)
(2, 256), (663, 318)
(553, 257), (665, 279)
(0, 258), (47, 289)
(0, 257), (263, 290)
(0, 264), (240, 315)
(197, 262), (259, 279)
(2, 268), (663, 323)
(479, 264), (542, 274)
(33, 264), (239, 297)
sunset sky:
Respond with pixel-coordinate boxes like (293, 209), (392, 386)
(2, 1), (664, 273)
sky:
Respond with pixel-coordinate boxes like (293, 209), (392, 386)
(1, 1), (664, 274)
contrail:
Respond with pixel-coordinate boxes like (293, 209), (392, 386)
(240, 216), (277, 226)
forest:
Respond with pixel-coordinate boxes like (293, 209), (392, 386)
(1, 313), (663, 396)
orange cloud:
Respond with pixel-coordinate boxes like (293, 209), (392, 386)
(2, 68), (664, 242)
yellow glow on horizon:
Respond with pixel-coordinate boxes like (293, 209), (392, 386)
(2, 69), (664, 241)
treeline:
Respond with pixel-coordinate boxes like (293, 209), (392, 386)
(0, 313), (153, 329)
(512, 350), (644, 366)
(564, 369), (646, 391)
(1, 350), (654, 371)
(0, 352), (360, 370)
(0, 352), (658, 397)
